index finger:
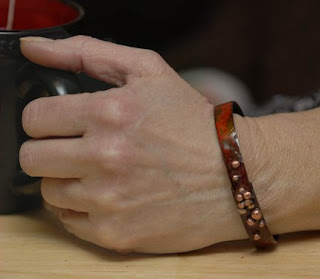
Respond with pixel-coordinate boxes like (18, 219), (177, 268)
(20, 35), (167, 87)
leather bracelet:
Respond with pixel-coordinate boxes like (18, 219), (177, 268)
(214, 101), (277, 248)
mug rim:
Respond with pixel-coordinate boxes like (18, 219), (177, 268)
(0, 0), (85, 34)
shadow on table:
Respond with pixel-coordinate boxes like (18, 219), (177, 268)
(21, 207), (172, 262)
(22, 207), (320, 261)
(179, 230), (320, 258)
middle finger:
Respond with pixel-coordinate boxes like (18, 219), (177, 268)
(20, 137), (86, 178)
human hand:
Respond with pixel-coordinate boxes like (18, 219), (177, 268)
(20, 36), (252, 254)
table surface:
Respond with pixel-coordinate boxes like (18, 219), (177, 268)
(1, 208), (320, 279)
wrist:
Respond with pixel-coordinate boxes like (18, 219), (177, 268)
(234, 109), (320, 235)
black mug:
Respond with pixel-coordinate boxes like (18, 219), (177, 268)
(0, 0), (110, 214)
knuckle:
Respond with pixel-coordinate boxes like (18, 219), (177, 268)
(135, 49), (168, 76)
(104, 139), (128, 164)
(94, 94), (133, 127)
(71, 35), (94, 53)
(66, 35), (93, 72)
(92, 184), (136, 216)
(98, 189), (128, 212)
(88, 137), (131, 171)
(143, 49), (164, 64)
(72, 35), (92, 44)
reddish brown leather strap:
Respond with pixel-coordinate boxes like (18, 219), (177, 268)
(214, 101), (277, 248)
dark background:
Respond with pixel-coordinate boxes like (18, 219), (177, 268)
(75, 0), (218, 51)
(74, 0), (320, 104)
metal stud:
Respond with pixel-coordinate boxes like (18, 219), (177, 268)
(243, 191), (252, 200)
(244, 199), (253, 207)
(238, 208), (247, 215)
(239, 187), (246, 194)
(232, 175), (240, 182)
(236, 194), (244, 202)
(251, 208), (262, 220)
(247, 218), (256, 226)
(259, 220), (265, 228)
(248, 204), (255, 210)
(231, 160), (240, 169)
(253, 233), (261, 241)
(237, 202), (246, 209)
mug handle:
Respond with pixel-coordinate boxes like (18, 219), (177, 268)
(13, 63), (82, 195)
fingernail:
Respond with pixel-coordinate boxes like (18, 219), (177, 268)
(20, 36), (53, 42)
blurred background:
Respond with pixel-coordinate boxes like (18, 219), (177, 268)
(75, 0), (320, 106)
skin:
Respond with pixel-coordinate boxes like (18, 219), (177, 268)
(19, 36), (320, 254)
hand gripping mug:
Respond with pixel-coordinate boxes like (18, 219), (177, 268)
(0, 0), (110, 214)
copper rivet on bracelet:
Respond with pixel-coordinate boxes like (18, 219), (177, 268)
(254, 233), (261, 241)
(259, 220), (265, 228)
(237, 202), (245, 209)
(248, 204), (255, 210)
(247, 218), (256, 226)
(232, 175), (240, 182)
(238, 208), (247, 215)
(244, 199), (253, 207)
(243, 191), (252, 200)
(251, 209), (262, 220)
(236, 194), (244, 202)
(239, 187), (245, 194)
(231, 160), (240, 169)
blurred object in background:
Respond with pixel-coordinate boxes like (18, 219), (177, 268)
(163, 0), (320, 105)
(180, 67), (256, 114)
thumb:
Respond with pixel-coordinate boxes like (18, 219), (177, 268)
(20, 35), (151, 86)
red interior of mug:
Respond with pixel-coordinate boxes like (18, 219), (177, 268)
(0, 0), (80, 30)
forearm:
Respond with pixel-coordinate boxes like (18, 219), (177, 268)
(235, 107), (320, 235)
